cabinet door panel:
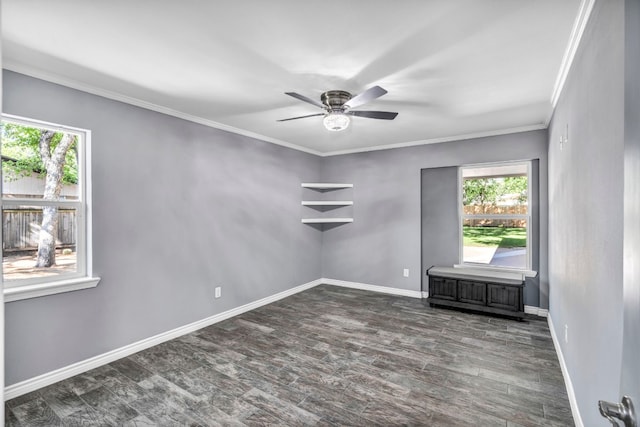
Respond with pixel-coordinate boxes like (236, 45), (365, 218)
(458, 280), (486, 305)
(429, 277), (457, 301)
(487, 284), (520, 312)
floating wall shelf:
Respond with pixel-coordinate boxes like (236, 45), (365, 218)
(301, 183), (353, 190)
(301, 201), (353, 207)
(301, 218), (354, 224)
(301, 183), (354, 226)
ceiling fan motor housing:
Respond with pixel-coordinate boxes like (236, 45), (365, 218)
(278, 85), (396, 124)
(321, 90), (352, 112)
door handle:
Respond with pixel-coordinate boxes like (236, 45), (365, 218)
(599, 396), (636, 427)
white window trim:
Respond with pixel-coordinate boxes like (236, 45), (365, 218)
(1, 114), (100, 302)
(458, 160), (537, 277)
(4, 277), (100, 302)
(453, 263), (538, 278)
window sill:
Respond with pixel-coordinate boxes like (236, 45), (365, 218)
(453, 264), (538, 279)
(4, 276), (101, 302)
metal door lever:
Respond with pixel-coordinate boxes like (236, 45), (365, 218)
(599, 396), (636, 427)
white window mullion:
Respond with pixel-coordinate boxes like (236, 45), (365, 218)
(1, 200), (82, 209)
(1, 114), (98, 299)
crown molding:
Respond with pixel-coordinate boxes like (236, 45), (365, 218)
(5, 63), (548, 158)
(320, 124), (548, 157)
(547, 0), (596, 124)
(3, 62), (323, 157)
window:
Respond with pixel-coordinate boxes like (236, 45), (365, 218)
(1, 115), (98, 301)
(460, 162), (531, 271)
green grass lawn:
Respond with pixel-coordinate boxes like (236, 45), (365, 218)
(463, 226), (527, 248)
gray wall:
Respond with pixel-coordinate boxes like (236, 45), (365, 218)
(2, 75), (551, 387)
(3, 71), (323, 385)
(421, 167), (459, 276)
(419, 162), (541, 306)
(547, 0), (625, 424)
(320, 130), (548, 308)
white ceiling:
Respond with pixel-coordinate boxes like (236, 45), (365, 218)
(2, 1), (582, 155)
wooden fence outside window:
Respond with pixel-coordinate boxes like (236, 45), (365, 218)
(2, 208), (76, 253)
(463, 205), (527, 228)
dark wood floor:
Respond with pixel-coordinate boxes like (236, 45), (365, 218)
(5, 285), (574, 426)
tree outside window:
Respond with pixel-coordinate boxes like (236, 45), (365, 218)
(461, 163), (530, 270)
(2, 119), (84, 284)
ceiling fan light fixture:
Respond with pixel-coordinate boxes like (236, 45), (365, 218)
(323, 112), (350, 132)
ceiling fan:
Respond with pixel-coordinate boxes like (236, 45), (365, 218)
(277, 86), (398, 132)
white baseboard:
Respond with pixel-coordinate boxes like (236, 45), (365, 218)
(547, 314), (583, 427)
(321, 278), (548, 317)
(4, 277), (549, 401)
(524, 305), (549, 317)
(4, 278), (323, 401)
(320, 278), (424, 299)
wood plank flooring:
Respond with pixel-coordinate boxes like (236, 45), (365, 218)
(5, 285), (574, 426)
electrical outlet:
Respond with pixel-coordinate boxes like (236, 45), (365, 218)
(403, 268), (409, 277)
(215, 287), (221, 299)
(564, 324), (568, 343)
(560, 124), (569, 151)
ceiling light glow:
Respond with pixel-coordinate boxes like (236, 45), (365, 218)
(323, 113), (350, 132)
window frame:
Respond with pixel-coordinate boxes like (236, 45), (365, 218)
(1, 114), (99, 302)
(458, 160), (534, 275)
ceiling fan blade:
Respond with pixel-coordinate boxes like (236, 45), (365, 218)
(344, 86), (388, 109)
(347, 110), (398, 120)
(284, 92), (325, 109)
(277, 113), (325, 122)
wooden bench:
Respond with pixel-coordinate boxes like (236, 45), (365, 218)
(426, 266), (525, 319)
